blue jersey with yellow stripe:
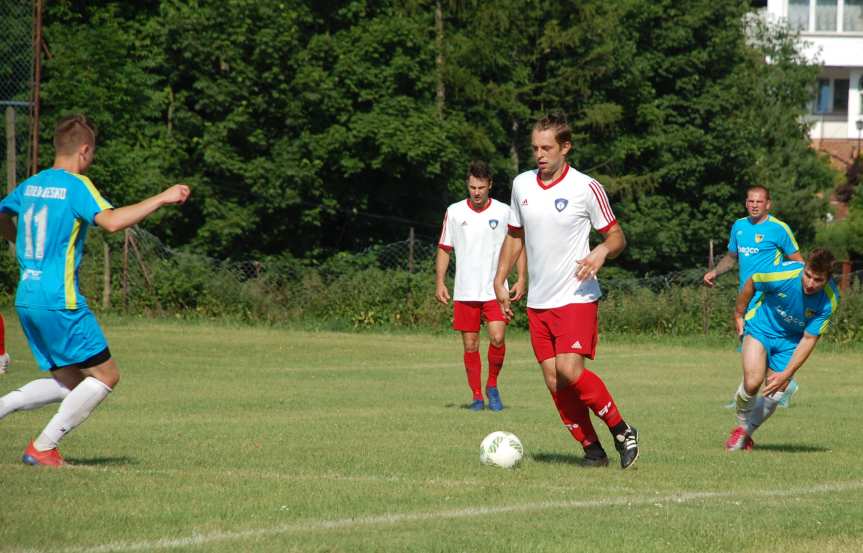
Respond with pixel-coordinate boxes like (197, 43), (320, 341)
(0, 168), (112, 310)
(728, 215), (798, 290)
(745, 261), (840, 340)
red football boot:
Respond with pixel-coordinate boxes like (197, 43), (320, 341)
(22, 441), (65, 467)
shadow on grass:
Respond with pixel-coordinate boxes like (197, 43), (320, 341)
(444, 402), (494, 411)
(530, 451), (583, 465)
(754, 444), (830, 453)
(67, 456), (138, 467)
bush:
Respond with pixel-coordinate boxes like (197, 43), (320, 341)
(1, 231), (860, 341)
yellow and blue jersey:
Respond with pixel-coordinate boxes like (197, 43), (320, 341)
(728, 215), (799, 290)
(0, 168), (112, 310)
(745, 261), (840, 340)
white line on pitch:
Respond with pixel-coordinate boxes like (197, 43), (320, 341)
(9, 480), (863, 553)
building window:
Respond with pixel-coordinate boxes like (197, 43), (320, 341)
(815, 78), (850, 114)
(789, 0), (810, 29)
(816, 79), (832, 112)
(816, 0), (839, 31)
(846, 0), (863, 30)
(792, 0), (863, 31)
(834, 79), (849, 112)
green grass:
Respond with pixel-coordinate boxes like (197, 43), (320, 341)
(0, 316), (862, 552)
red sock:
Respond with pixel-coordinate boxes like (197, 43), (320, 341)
(551, 389), (598, 447)
(570, 368), (623, 428)
(0, 313), (6, 355)
(463, 352), (482, 400)
(486, 344), (505, 389)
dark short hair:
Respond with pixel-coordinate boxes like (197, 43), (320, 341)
(806, 248), (835, 276)
(533, 113), (572, 148)
(746, 185), (771, 201)
(53, 114), (96, 156)
(467, 160), (493, 184)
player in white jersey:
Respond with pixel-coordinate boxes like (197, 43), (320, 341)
(494, 115), (639, 469)
(436, 161), (526, 411)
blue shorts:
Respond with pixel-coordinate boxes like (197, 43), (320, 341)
(16, 306), (109, 371)
(746, 331), (797, 373)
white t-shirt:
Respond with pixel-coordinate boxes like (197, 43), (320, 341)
(509, 165), (617, 308)
(438, 198), (512, 301)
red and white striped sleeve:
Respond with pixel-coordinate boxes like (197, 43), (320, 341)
(586, 179), (616, 233)
(438, 208), (454, 252)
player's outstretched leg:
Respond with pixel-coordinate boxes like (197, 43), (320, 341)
(0, 378), (70, 420)
(744, 388), (786, 440)
(0, 313), (8, 374)
(23, 376), (112, 467)
(777, 379), (798, 408)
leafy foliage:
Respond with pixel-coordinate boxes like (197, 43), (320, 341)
(21, 0), (839, 273)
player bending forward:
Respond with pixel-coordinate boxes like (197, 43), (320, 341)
(0, 114), (190, 466)
(494, 114), (639, 469)
(726, 249), (839, 451)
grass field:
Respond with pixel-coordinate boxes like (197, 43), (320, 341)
(1, 316), (862, 553)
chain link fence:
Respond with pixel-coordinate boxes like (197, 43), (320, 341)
(0, 0), (35, 189)
(63, 225), (863, 339)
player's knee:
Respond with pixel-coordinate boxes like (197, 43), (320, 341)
(87, 360), (120, 389)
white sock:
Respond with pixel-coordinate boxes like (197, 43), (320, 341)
(735, 383), (756, 427)
(745, 391), (784, 435)
(0, 378), (70, 419)
(34, 377), (111, 451)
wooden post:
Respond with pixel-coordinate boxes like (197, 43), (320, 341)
(708, 240), (715, 272)
(408, 226), (415, 273)
(841, 260), (851, 294)
(703, 239), (714, 335)
(128, 231), (163, 314)
(102, 240), (111, 310)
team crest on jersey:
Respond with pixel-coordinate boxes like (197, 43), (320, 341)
(489, 219), (499, 229)
(554, 198), (568, 212)
(805, 308), (816, 319)
(755, 234), (764, 243)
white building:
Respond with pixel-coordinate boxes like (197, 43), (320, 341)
(763, 0), (863, 167)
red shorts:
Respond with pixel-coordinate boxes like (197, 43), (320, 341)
(453, 300), (507, 332)
(527, 302), (598, 363)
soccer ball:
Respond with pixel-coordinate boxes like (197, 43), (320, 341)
(479, 431), (524, 469)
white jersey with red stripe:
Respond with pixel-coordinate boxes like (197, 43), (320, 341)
(438, 198), (513, 301)
(509, 165), (617, 308)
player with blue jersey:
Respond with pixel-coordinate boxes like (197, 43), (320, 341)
(725, 249), (839, 451)
(0, 114), (190, 466)
(704, 186), (804, 406)
(705, 186), (802, 292)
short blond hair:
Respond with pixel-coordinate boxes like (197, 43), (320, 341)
(53, 114), (96, 156)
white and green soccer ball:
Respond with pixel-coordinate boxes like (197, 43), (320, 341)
(480, 431), (524, 469)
